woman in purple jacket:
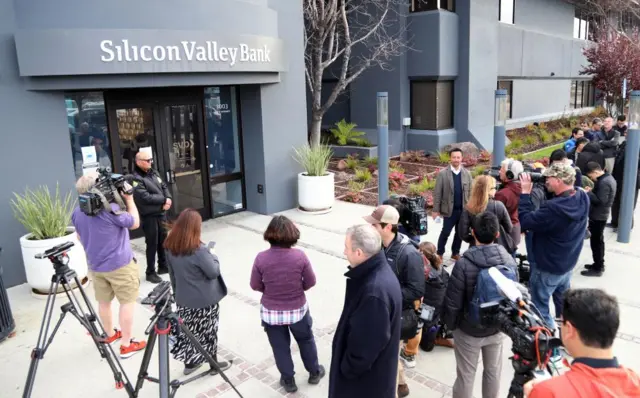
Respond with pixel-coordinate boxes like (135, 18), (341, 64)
(250, 215), (325, 393)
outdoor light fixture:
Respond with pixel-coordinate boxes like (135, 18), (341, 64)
(377, 92), (388, 127)
(494, 89), (508, 127)
(377, 92), (389, 204)
(629, 90), (640, 129)
(493, 89), (508, 167)
(619, 90), (640, 243)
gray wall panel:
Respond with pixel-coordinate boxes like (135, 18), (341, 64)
(239, 86), (267, 215)
(513, 0), (574, 37)
(511, 79), (572, 119)
(407, 12), (441, 77)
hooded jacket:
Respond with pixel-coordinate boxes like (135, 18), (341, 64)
(529, 358), (640, 398)
(383, 233), (425, 310)
(329, 251), (402, 398)
(588, 173), (617, 221)
(443, 244), (517, 338)
(519, 189), (589, 275)
(576, 142), (605, 173)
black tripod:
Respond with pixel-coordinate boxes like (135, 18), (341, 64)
(23, 242), (134, 397)
(134, 281), (244, 398)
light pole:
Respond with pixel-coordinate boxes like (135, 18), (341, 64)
(493, 89), (508, 168)
(377, 92), (389, 204)
(618, 90), (640, 243)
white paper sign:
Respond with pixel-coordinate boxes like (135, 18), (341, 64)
(81, 146), (97, 164)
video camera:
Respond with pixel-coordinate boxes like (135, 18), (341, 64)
(79, 167), (133, 216)
(141, 281), (173, 307)
(479, 268), (562, 397)
(485, 164), (546, 186)
(389, 195), (428, 236)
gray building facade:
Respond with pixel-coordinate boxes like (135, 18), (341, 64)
(318, 0), (595, 155)
(0, 0), (307, 287)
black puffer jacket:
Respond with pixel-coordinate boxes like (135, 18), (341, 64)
(443, 244), (517, 338)
(587, 173), (617, 221)
(131, 165), (172, 217)
(576, 142), (605, 173)
(383, 233), (425, 310)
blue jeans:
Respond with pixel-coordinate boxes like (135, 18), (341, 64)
(529, 268), (572, 330)
(524, 232), (536, 270)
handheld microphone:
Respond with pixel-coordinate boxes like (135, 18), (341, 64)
(488, 267), (522, 303)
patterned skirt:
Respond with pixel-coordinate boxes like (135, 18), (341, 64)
(170, 303), (220, 366)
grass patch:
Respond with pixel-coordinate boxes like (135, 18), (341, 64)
(523, 143), (563, 160)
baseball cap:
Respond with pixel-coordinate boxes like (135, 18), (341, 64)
(543, 162), (576, 184)
(363, 205), (400, 225)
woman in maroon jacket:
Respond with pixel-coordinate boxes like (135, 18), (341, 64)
(250, 215), (325, 393)
(496, 159), (524, 251)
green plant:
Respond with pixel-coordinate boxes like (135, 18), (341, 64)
(292, 144), (333, 176)
(354, 168), (373, 183)
(389, 171), (406, 191)
(436, 151), (451, 164)
(553, 132), (565, 141)
(350, 137), (373, 147)
(408, 176), (436, 196)
(513, 153), (525, 161)
(345, 154), (360, 170)
(400, 150), (425, 163)
(389, 161), (405, 174)
(509, 138), (524, 151)
(11, 184), (76, 240)
(540, 130), (553, 144)
(347, 180), (365, 192)
(330, 119), (366, 146)
(557, 127), (572, 139)
(524, 135), (539, 146)
(479, 150), (492, 163)
(363, 156), (378, 167)
(472, 165), (487, 178)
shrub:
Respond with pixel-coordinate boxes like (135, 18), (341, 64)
(479, 150), (492, 163)
(400, 150), (425, 163)
(462, 154), (478, 167)
(540, 130), (553, 144)
(292, 144), (333, 176)
(524, 135), (539, 146)
(553, 132), (565, 141)
(389, 171), (406, 191)
(436, 151), (451, 164)
(513, 153), (525, 161)
(363, 156), (378, 167)
(354, 168), (373, 183)
(538, 122), (547, 130)
(330, 119), (365, 146)
(389, 161), (405, 174)
(342, 191), (363, 203)
(11, 184), (76, 240)
(350, 137), (373, 147)
(557, 127), (572, 139)
(345, 154), (360, 170)
(472, 165), (487, 178)
(408, 176), (436, 196)
(526, 124), (536, 132)
(509, 138), (524, 151)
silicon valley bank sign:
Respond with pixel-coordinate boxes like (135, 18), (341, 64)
(14, 29), (287, 77)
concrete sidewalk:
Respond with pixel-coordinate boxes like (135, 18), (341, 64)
(1, 200), (640, 398)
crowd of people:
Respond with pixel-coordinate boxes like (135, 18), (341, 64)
(67, 138), (640, 398)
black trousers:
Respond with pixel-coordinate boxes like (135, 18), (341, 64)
(141, 215), (168, 274)
(263, 311), (320, 381)
(589, 219), (607, 271)
(437, 208), (462, 256)
(611, 185), (639, 228)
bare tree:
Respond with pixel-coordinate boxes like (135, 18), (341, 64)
(568, 0), (640, 36)
(304, 0), (408, 147)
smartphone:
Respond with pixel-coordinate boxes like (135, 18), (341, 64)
(207, 241), (216, 250)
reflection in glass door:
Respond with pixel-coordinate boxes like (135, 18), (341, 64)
(114, 106), (158, 174)
(162, 104), (206, 216)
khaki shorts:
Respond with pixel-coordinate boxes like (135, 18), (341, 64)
(90, 260), (140, 304)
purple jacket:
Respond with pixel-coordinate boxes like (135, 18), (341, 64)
(250, 247), (316, 310)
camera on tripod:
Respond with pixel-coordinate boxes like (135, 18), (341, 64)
(392, 195), (428, 236)
(142, 281), (173, 307)
(79, 167), (133, 216)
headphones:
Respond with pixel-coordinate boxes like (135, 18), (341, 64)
(505, 159), (516, 180)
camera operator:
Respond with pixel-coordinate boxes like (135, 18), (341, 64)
(518, 163), (589, 331)
(364, 205), (424, 398)
(549, 149), (582, 188)
(132, 151), (172, 284)
(495, 158), (524, 254)
(443, 212), (517, 398)
(524, 289), (640, 397)
(71, 173), (147, 359)
(383, 197), (420, 243)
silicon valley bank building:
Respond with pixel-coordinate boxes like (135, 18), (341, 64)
(0, 0), (307, 287)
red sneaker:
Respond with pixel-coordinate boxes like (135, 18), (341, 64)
(120, 340), (147, 359)
(103, 329), (122, 344)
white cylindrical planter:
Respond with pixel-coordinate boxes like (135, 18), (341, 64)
(20, 227), (88, 293)
(298, 172), (335, 212)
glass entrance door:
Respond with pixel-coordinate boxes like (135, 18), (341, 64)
(107, 99), (210, 221)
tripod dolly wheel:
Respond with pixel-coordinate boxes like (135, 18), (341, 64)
(115, 381), (124, 389)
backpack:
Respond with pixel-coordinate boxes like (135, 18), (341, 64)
(467, 264), (518, 326)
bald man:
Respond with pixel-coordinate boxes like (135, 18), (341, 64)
(131, 151), (172, 284)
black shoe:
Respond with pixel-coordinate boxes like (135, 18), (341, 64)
(606, 223), (617, 228)
(184, 363), (203, 375)
(210, 360), (232, 375)
(146, 273), (162, 284)
(308, 365), (326, 385)
(581, 269), (603, 277)
(280, 378), (298, 393)
(584, 263), (595, 270)
(157, 266), (169, 275)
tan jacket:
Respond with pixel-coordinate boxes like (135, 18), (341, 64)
(433, 167), (472, 217)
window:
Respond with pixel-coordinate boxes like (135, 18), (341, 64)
(410, 80), (454, 130)
(497, 80), (513, 119)
(574, 10), (590, 40)
(570, 80), (596, 109)
(411, 0), (454, 12)
(65, 92), (111, 179)
(499, 0), (515, 24)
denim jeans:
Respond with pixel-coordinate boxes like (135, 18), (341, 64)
(524, 232), (536, 270)
(529, 268), (572, 330)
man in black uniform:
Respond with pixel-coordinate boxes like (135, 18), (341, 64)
(132, 151), (172, 284)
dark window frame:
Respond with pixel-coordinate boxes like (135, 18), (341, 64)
(570, 80), (596, 109)
(410, 80), (455, 131)
(498, 0), (515, 24)
(497, 80), (513, 119)
(410, 0), (455, 13)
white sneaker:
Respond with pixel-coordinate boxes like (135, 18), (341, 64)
(399, 350), (416, 368)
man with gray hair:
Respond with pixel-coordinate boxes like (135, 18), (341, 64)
(329, 224), (402, 398)
(72, 173), (147, 359)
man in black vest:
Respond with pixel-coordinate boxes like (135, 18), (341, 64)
(132, 151), (172, 284)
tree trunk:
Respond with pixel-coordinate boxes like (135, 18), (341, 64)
(309, 110), (323, 147)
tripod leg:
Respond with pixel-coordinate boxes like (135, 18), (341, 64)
(134, 328), (158, 395)
(23, 279), (61, 398)
(157, 319), (171, 398)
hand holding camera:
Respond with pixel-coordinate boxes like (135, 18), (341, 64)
(519, 173), (534, 195)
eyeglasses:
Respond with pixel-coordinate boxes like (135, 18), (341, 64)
(140, 158), (153, 163)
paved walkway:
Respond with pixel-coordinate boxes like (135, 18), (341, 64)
(2, 201), (640, 398)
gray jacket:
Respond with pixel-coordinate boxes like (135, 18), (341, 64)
(587, 173), (617, 221)
(457, 199), (514, 251)
(433, 167), (472, 217)
(599, 128), (620, 159)
(167, 245), (227, 309)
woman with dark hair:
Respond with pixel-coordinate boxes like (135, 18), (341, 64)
(250, 215), (325, 393)
(164, 209), (230, 375)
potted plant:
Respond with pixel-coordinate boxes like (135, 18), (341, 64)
(292, 144), (335, 213)
(11, 184), (88, 294)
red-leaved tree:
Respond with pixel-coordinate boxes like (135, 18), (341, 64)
(581, 29), (640, 115)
